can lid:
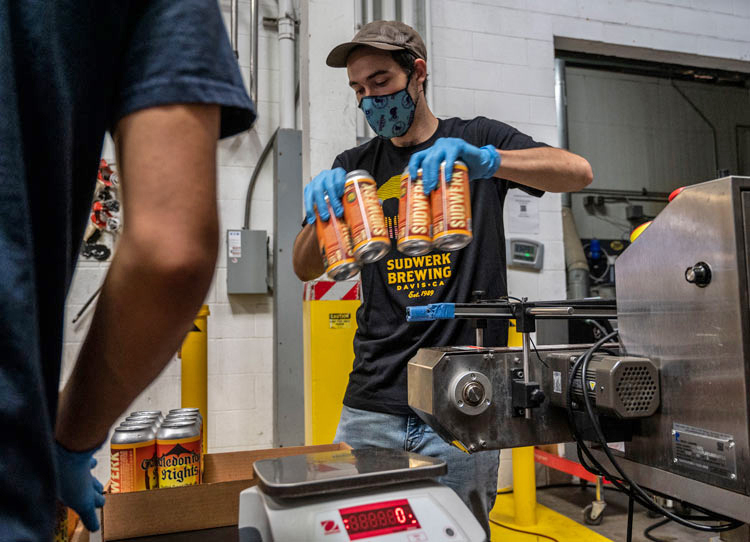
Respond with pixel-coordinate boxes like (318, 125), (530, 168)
(345, 170), (374, 182)
(116, 424), (153, 431)
(169, 408), (201, 415)
(131, 410), (162, 416)
(161, 420), (197, 427)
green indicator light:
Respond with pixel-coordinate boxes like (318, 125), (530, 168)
(525, 253), (532, 258)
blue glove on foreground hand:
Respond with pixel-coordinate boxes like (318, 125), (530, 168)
(408, 137), (500, 195)
(304, 167), (347, 224)
(55, 442), (106, 532)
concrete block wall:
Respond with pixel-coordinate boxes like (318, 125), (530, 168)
(61, 0), (283, 485)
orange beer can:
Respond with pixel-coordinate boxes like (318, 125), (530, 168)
(110, 424), (158, 492)
(397, 168), (433, 256)
(431, 160), (473, 251)
(156, 420), (201, 488)
(315, 196), (360, 281)
(342, 170), (390, 263)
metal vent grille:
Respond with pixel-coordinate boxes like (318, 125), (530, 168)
(616, 365), (657, 414)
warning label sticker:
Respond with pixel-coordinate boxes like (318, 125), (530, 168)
(329, 313), (352, 329)
(672, 423), (737, 481)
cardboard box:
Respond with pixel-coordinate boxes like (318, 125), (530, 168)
(101, 442), (350, 541)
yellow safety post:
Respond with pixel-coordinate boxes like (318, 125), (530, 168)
(511, 446), (537, 526)
(180, 304), (209, 456)
(488, 320), (611, 541)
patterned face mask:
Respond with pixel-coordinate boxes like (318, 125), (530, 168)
(359, 73), (416, 139)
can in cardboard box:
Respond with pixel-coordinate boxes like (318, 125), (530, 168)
(342, 170), (390, 264)
(397, 168), (432, 256)
(315, 196), (360, 281)
(431, 160), (473, 251)
(157, 420), (201, 487)
(110, 424), (158, 492)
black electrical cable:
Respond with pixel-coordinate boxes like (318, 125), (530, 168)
(575, 332), (743, 532)
(528, 335), (549, 368)
(643, 518), (670, 542)
(626, 494), (634, 542)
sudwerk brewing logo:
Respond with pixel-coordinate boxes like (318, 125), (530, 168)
(377, 173), (454, 299)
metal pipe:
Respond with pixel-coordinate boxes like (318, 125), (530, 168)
(250, 0), (259, 105)
(555, 58), (571, 208)
(230, 0), (239, 58)
(424, 0), (434, 107)
(527, 307), (574, 316)
(278, 0), (296, 129)
(522, 332), (531, 419)
(577, 187), (671, 200)
(180, 305), (210, 456)
(382, 0), (396, 20)
(401, 0), (415, 27)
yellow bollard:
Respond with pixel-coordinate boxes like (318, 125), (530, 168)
(180, 304), (209, 457)
(511, 446), (537, 526)
(509, 321), (537, 525)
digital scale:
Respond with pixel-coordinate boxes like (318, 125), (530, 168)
(238, 448), (485, 542)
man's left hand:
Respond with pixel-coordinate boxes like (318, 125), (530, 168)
(408, 137), (500, 194)
(55, 442), (106, 531)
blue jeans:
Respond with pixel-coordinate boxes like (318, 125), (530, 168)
(334, 405), (498, 538)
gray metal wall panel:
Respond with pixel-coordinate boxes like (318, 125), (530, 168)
(273, 129), (305, 446)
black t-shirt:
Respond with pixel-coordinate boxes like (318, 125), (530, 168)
(333, 117), (547, 416)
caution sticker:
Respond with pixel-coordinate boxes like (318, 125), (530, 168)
(329, 313), (352, 329)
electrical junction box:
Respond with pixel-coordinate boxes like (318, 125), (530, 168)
(506, 238), (544, 270)
(226, 229), (268, 294)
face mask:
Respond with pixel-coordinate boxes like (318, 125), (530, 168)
(359, 73), (416, 139)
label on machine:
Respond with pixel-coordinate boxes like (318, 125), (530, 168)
(672, 423), (737, 481)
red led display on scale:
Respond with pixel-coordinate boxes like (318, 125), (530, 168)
(339, 498), (421, 540)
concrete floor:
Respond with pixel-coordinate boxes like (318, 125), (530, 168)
(536, 485), (718, 542)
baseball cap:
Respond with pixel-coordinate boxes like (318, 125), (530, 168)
(326, 20), (427, 68)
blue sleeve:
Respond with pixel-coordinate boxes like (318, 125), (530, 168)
(113, 0), (255, 138)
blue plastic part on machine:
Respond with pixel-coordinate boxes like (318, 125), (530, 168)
(406, 303), (456, 321)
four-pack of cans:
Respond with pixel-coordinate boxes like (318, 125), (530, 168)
(315, 163), (473, 279)
(109, 408), (203, 493)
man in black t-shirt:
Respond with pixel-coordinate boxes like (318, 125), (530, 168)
(292, 21), (592, 535)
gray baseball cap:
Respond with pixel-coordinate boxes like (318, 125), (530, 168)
(326, 20), (427, 68)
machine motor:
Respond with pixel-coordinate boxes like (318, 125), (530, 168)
(546, 353), (660, 419)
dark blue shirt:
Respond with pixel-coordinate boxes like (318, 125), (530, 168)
(0, 1), (255, 539)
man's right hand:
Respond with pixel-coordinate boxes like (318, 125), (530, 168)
(304, 168), (347, 224)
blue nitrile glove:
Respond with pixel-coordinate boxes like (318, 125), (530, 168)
(304, 167), (348, 224)
(408, 138), (500, 195)
(55, 442), (106, 532)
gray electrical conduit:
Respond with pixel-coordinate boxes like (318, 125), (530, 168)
(670, 79), (719, 174)
(243, 128), (279, 230)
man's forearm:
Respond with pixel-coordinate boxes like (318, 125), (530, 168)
(55, 239), (216, 450)
(293, 223), (325, 282)
(496, 147), (593, 192)
(56, 103), (221, 451)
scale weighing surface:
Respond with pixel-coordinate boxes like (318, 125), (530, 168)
(238, 448), (486, 542)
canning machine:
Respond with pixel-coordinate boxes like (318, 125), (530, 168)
(406, 176), (750, 526)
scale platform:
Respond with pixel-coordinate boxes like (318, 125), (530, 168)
(240, 448), (486, 541)
(253, 447), (447, 498)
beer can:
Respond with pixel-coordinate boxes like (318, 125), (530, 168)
(397, 168), (433, 256)
(53, 502), (68, 542)
(342, 170), (390, 264)
(120, 419), (158, 429)
(157, 420), (201, 487)
(165, 413), (203, 470)
(431, 160), (473, 251)
(314, 197), (360, 281)
(110, 424), (158, 492)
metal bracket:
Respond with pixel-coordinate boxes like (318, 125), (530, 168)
(511, 368), (545, 417)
